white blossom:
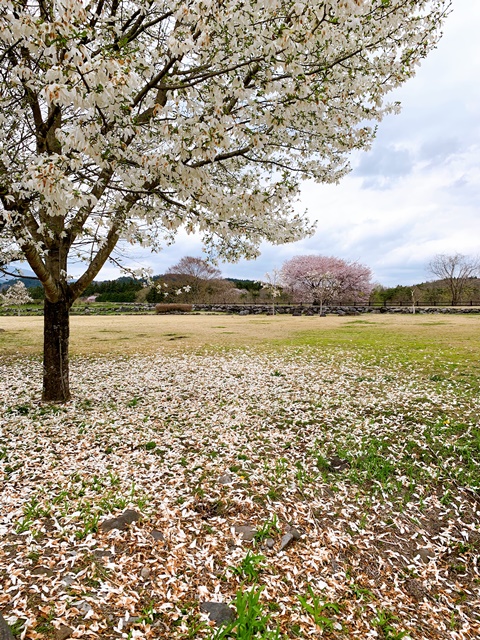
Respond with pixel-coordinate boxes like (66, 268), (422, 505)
(0, 281), (34, 306)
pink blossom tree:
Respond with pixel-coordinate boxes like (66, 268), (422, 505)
(280, 255), (373, 313)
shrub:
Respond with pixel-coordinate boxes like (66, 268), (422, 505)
(155, 303), (193, 314)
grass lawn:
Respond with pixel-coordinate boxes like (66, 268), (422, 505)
(2, 312), (480, 359)
(0, 314), (479, 639)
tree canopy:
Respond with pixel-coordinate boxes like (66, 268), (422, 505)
(0, 0), (450, 400)
(1, 0), (450, 290)
(280, 254), (373, 308)
(166, 256), (222, 281)
(428, 253), (480, 306)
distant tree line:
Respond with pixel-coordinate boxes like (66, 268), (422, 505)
(84, 277), (144, 302)
(3, 253), (480, 306)
(371, 279), (480, 307)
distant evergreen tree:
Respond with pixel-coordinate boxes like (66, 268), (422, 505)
(146, 287), (163, 303)
(29, 286), (45, 300)
(226, 278), (262, 292)
(84, 277), (144, 301)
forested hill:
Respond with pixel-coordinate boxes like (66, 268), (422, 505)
(225, 278), (262, 292)
(1, 275), (263, 303)
(3, 273), (480, 306)
(0, 276), (145, 301)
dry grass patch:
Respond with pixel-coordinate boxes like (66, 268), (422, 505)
(1, 313), (480, 359)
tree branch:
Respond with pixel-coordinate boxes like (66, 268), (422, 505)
(133, 57), (178, 111)
(187, 145), (253, 169)
(124, 10), (175, 43)
(67, 166), (116, 244)
(19, 239), (59, 301)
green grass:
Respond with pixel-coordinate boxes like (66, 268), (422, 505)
(276, 321), (480, 371)
(372, 610), (409, 640)
(297, 585), (342, 633)
(229, 551), (266, 582)
(208, 587), (283, 640)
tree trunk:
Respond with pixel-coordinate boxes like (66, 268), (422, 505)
(43, 296), (72, 402)
(0, 613), (15, 640)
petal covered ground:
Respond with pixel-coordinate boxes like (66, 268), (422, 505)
(1, 348), (479, 639)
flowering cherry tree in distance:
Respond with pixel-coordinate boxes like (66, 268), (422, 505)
(280, 255), (373, 311)
(0, 281), (34, 308)
(0, 0), (450, 401)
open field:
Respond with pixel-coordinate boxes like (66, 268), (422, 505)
(1, 315), (479, 639)
(2, 313), (480, 359)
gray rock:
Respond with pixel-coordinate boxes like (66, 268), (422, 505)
(55, 625), (74, 640)
(0, 614), (15, 640)
(100, 509), (141, 532)
(100, 517), (127, 532)
(416, 548), (435, 564)
(31, 566), (54, 577)
(121, 509), (141, 524)
(140, 567), (151, 579)
(218, 473), (234, 485)
(150, 529), (165, 541)
(200, 602), (235, 627)
(93, 548), (113, 560)
(62, 574), (76, 586)
(265, 538), (275, 549)
(234, 525), (256, 541)
(328, 456), (350, 472)
(279, 532), (294, 551)
(286, 525), (302, 540)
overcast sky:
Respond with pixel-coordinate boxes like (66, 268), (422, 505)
(100, 0), (480, 287)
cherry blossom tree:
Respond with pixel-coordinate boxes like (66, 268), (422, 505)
(0, 281), (34, 310)
(0, 0), (450, 401)
(280, 255), (373, 312)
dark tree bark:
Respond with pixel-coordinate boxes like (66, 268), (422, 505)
(43, 294), (72, 403)
(0, 613), (15, 640)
